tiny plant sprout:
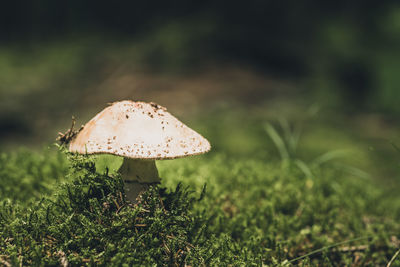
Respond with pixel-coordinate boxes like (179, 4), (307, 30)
(68, 100), (211, 202)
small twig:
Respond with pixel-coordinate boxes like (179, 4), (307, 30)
(56, 251), (68, 267)
(116, 204), (125, 214)
(46, 235), (57, 242)
(112, 198), (120, 210)
(56, 116), (83, 145)
(175, 249), (183, 261)
(158, 194), (166, 213)
(163, 233), (195, 249)
(289, 236), (372, 263)
(82, 258), (99, 263)
(119, 192), (124, 203)
(387, 248), (400, 267)
(0, 256), (11, 267)
(18, 248), (22, 267)
(163, 240), (171, 254)
(338, 245), (368, 252)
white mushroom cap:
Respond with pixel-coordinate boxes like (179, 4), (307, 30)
(69, 100), (211, 159)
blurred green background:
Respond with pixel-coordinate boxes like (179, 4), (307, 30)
(1, 1), (400, 179)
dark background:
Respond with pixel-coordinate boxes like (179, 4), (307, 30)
(1, 1), (400, 146)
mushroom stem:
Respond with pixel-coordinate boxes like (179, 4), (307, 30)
(119, 158), (161, 202)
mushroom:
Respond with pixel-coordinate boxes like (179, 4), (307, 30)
(69, 100), (211, 202)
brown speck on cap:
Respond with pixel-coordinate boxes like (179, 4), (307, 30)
(69, 100), (211, 159)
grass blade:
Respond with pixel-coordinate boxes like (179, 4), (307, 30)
(265, 123), (289, 161)
(387, 248), (400, 267)
(334, 163), (371, 179)
(311, 150), (349, 168)
(294, 159), (314, 178)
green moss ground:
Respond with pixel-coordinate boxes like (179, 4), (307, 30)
(1, 118), (400, 266)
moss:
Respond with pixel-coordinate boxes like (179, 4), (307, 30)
(0, 147), (399, 266)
